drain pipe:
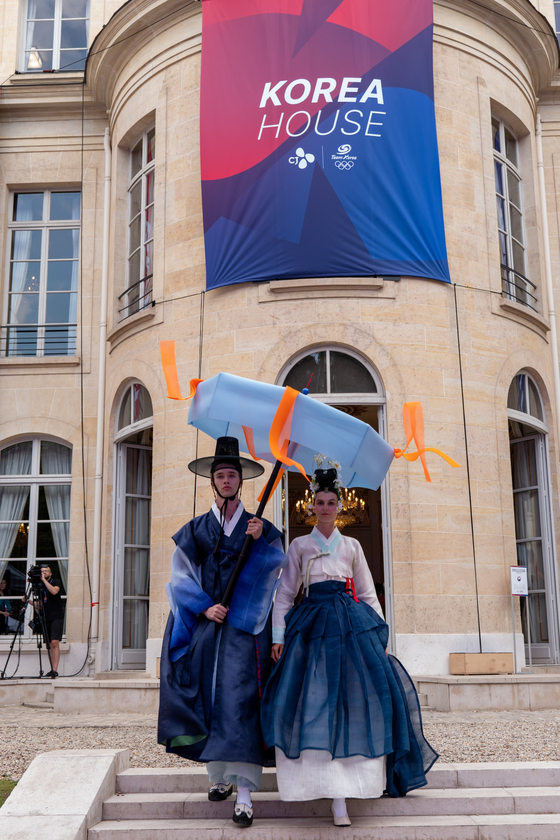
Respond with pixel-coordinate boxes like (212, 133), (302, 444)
(536, 115), (560, 457)
(89, 127), (112, 675)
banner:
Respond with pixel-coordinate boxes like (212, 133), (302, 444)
(200, 0), (449, 290)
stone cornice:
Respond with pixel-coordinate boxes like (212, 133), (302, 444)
(436, 0), (559, 99)
(85, 0), (201, 110)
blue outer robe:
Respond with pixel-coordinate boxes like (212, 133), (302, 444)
(158, 508), (284, 766)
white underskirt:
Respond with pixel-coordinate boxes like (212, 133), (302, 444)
(275, 749), (386, 800)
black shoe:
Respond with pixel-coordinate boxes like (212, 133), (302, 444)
(208, 782), (233, 801)
(232, 802), (253, 827)
(45, 670), (58, 679)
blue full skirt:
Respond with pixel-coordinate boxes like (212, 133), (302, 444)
(261, 581), (438, 797)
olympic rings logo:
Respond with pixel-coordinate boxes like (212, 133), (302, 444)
(335, 160), (354, 170)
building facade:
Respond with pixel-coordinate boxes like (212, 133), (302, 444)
(1, 0), (560, 677)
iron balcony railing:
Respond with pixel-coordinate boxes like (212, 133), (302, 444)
(501, 264), (538, 313)
(118, 274), (153, 322)
(0, 324), (77, 357)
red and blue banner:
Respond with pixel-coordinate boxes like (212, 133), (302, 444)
(200, 0), (449, 290)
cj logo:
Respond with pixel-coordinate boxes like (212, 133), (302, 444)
(337, 144), (352, 154)
(288, 148), (315, 169)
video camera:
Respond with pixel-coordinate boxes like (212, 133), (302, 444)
(27, 565), (44, 585)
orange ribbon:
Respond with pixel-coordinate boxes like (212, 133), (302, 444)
(160, 341), (203, 400)
(393, 402), (460, 482)
(268, 387), (308, 480)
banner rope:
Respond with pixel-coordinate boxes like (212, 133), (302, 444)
(453, 283), (483, 654)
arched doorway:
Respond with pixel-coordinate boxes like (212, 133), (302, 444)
(112, 382), (153, 670)
(508, 372), (560, 664)
(277, 347), (393, 644)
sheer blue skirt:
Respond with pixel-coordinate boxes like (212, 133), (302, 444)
(261, 581), (438, 797)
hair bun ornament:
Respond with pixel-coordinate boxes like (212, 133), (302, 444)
(310, 455), (344, 512)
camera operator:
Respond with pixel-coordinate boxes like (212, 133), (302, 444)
(37, 565), (64, 677)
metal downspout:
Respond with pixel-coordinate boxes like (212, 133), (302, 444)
(89, 127), (112, 674)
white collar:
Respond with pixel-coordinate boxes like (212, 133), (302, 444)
(311, 526), (340, 546)
(211, 500), (245, 537)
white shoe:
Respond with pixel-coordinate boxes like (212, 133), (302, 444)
(331, 803), (351, 826)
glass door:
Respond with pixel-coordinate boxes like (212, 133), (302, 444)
(114, 442), (151, 669)
(510, 433), (558, 663)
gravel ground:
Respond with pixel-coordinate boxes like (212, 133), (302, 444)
(0, 725), (193, 780)
(2, 709), (560, 781)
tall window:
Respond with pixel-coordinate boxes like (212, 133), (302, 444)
(492, 117), (536, 311)
(0, 438), (71, 637)
(3, 190), (80, 357)
(120, 130), (155, 321)
(113, 383), (153, 668)
(508, 372), (560, 664)
(555, 2), (560, 45)
(23, 0), (89, 72)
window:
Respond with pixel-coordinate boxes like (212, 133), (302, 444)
(2, 190), (80, 357)
(555, 2), (560, 45)
(0, 438), (71, 638)
(117, 383), (153, 434)
(113, 383), (153, 668)
(492, 117), (536, 311)
(120, 130), (155, 321)
(282, 348), (378, 395)
(23, 0), (89, 72)
(508, 373), (560, 664)
(508, 372), (544, 425)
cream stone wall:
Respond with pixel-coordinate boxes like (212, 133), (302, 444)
(2, 0), (560, 676)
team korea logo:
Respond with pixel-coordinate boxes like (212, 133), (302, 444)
(332, 144), (356, 170)
(288, 147), (315, 169)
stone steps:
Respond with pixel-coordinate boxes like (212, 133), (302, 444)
(102, 787), (560, 820)
(88, 762), (560, 840)
(115, 762), (560, 793)
(89, 814), (560, 839)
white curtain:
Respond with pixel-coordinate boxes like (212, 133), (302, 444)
(41, 443), (71, 590)
(25, 0), (38, 51)
(9, 202), (35, 347)
(0, 444), (33, 583)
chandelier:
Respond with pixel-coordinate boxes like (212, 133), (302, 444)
(292, 488), (369, 530)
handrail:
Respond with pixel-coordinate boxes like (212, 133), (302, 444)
(0, 323), (77, 356)
(500, 263), (537, 290)
(500, 264), (538, 312)
(117, 273), (153, 301)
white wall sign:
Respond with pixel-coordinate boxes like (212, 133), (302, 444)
(511, 566), (528, 597)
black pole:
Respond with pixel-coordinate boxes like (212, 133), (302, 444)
(220, 459), (284, 607)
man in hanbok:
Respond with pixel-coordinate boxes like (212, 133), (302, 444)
(158, 437), (285, 827)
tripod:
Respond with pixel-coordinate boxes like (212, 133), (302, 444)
(0, 580), (54, 680)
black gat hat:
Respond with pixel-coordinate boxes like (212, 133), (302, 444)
(188, 436), (264, 480)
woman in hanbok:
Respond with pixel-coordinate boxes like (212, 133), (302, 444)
(261, 461), (438, 827)
(158, 437), (285, 827)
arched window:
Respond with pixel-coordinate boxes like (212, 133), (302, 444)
(508, 372), (544, 428)
(507, 372), (559, 664)
(282, 347), (380, 396)
(113, 382), (152, 668)
(117, 382), (153, 433)
(0, 437), (71, 636)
